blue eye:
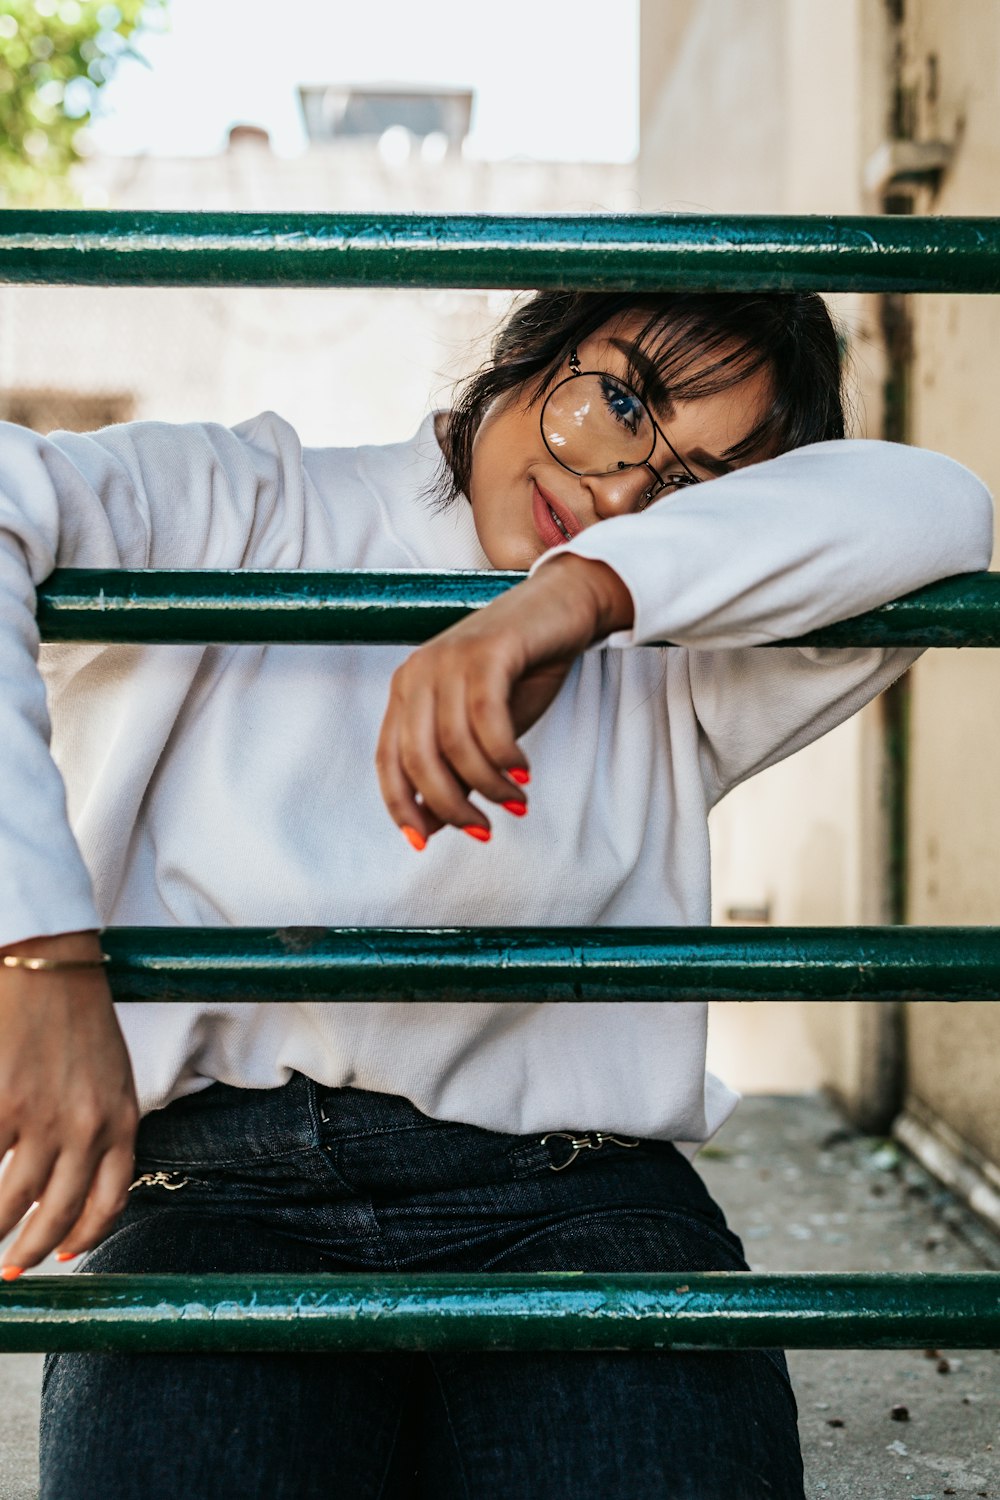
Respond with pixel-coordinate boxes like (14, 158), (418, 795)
(599, 376), (644, 434)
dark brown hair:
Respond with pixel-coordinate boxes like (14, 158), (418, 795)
(434, 289), (848, 503)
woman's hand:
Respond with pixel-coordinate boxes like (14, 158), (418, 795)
(0, 930), (139, 1277)
(375, 554), (634, 845)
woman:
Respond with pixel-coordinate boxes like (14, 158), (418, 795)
(0, 290), (991, 1497)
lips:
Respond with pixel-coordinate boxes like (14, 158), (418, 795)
(531, 482), (581, 548)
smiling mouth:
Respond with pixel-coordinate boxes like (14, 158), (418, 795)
(546, 501), (572, 540)
(532, 481), (580, 545)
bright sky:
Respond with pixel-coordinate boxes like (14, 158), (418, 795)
(88, 0), (639, 161)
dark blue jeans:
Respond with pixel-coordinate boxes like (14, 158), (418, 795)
(40, 1072), (804, 1499)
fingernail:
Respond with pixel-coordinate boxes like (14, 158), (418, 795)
(54, 1252), (79, 1262)
(502, 800), (527, 817)
(462, 825), (491, 843)
(401, 825), (426, 852)
(1, 1266), (23, 1282)
(507, 767), (531, 786)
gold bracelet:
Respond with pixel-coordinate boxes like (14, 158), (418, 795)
(1, 953), (110, 972)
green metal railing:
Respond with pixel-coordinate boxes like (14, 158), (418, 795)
(95, 925), (1000, 1004)
(0, 1273), (997, 1354)
(3, 211), (1000, 1354)
(35, 567), (1000, 648)
(3, 210), (1000, 292)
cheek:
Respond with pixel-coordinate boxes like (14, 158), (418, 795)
(470, 428), (531, 515)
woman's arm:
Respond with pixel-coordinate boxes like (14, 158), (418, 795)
(0, 930), (138, 1277)
(0, 409), (304, 949)
(535, 437), (994, 801)
(0, 410), (303, 1275)
(375, 439), (992, 838)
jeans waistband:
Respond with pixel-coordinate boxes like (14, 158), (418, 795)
(132, 1072), (672, 1193)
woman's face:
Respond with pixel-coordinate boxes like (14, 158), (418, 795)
(460, 315), (776, 570)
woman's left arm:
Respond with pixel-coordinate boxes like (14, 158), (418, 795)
(375, 439), (993, 840)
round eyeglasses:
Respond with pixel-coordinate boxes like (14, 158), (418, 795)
(539, 349), (701, 507)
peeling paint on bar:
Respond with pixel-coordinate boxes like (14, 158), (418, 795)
(0, 1273), (997, 1353)
(2, 212), (1000, 291)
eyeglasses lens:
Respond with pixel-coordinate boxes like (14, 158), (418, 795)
(542, 374), (656, 476)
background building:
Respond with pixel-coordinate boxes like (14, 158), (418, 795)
(0, 101), (634, 446)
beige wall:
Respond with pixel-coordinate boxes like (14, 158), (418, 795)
(640, 0), (786, 214)
(640, 0), (1000, 1168)
(638, 0), (896, 1108)
(892, 2), (1000, 1169)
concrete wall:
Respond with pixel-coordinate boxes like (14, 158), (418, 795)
(638, 0), (897, 1108)
(640, 0), (1000, 1174)
(890, 0), (1000, 1170)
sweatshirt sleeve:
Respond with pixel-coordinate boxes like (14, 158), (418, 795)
(0, 410), (306, 947)
(530, 438), (994, 800)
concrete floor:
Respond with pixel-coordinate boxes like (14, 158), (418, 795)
(0, 1092), (997, 1498)
(701, 1094), (1000, 1500)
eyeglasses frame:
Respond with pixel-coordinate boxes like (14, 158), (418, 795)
(539, 348), (702, 507)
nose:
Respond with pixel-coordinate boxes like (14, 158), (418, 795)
(581, 466), (651, 521)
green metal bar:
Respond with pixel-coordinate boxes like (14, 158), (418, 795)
(37, 568), (521, 645)
(100, 926), (1000, 1003)
(1, 212), (1000, 292)
(37, 569), (1000, 647)
(0, 1273), (996, 1353)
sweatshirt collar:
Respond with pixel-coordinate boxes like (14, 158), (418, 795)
(358, 412), (492, 572)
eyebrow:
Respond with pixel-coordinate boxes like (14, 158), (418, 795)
(609, 339), (675, 417)
(608, 338), (735, 478)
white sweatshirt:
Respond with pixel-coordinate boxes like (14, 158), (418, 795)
(0, 412), (992, 1150)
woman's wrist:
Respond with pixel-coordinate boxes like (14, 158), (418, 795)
(0, 930), (105, 964)
(538, 553), (635, 640)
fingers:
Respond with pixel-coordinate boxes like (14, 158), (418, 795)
(0, 966), (139, 1277)
(462, 662), (528, 781)
(1, 1139), (133, 1274)
(375, 701), (445, 847)
(373, 560), (608, 845)
(377, 657), (531, 846)
(0, 1137), (58, 1272)
(437, 673), (526, 813)
(2, 1144), (86, 1272)
(398, 681), (491, 834)
(54, 1143), (135, 1261)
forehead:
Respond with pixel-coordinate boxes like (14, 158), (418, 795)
(579, 314), (778, 470)
(585, 315), (772, 414)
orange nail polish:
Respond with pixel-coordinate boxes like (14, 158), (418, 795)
(401, 825), (426, 852)
(462, 825), (491, 843)
(55, 1252), (79, 1262)
(1, 1266), (23, 1281)
(507, 768), (531, 785)
(502, 800), (527, 817)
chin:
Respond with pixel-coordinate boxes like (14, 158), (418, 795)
(476, 528), (533, 571)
